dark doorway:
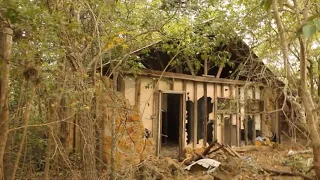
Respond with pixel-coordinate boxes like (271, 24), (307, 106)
(197, 97), (214, 143)
(240, 116), (261, 143)
(160, 93), (182, 158)
(186, 100), (194, 144)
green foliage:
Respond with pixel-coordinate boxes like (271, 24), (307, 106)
(297, 19), (320, 38)
(302, 23), (317, 37)
(260, 0), (272, 11)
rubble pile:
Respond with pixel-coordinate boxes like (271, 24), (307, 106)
(182, 140), (316, 180)
(134, 156), (187, 180)
(113, 139), (316, 179)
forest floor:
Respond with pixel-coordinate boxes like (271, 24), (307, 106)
(136, 138), (315, 180)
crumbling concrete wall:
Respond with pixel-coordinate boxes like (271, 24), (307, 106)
(98, 91), (155, 170)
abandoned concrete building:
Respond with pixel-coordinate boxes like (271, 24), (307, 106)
(109, 39), (284, 158)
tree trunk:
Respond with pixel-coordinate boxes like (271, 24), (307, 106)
(272, 0), (320, 177)
(79, 91), (98, 180)
(0, 23), (13, 180)
(318, 58), (320, 97)
(298, 37), (320, 178)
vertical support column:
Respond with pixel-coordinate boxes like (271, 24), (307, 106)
(261, 87), (267, 137)
(230, 85), (236, 146)
(171, 78), (175, 90)
(220, 84), (224, 144)
(236, 86), (240, 146)
(213, 84), (218, 142)
(153, 79), (159, 155)
(203, 57), (208, 146)
(193, 82), (198, 148)
(183, 80), (188, 146)
(275, 99), (280, 143)
(179, 92), (186, 158)
(252, 86), (256, 144)
(156, 91), (162, 156)
(203, 83), (208, 146)
(244, 87), (249, 145)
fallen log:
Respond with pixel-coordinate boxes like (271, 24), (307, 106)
(261, 168), (313, 180)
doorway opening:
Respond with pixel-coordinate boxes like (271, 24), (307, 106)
(160, 93), (183, 158)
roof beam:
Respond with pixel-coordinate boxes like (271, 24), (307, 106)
(123, 69), (247, 85)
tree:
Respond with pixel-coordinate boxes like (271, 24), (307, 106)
(0, 18), (13, 179)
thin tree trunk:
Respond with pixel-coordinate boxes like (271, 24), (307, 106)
(0, 23), (13, 180)
(271, 0), (290, 79)
(309, 60), (315, 97)
(11, 86), (35, 180)
(43, 132), (52, 180)
(4, 79), (26, 180)
(318, 58), (320, 97)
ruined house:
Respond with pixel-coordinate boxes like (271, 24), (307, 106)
(106, 39), (284, 159)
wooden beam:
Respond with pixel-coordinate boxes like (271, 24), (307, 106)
(203, 83), (208, 146)
(153, 79), (159, 148)
(236, 86), (240, 146)
(261, 87), (266, 137)
(171, 78), (175, 90)
(213, 84), (218, 142)
(252, 87), (256, 144)
(230, 85), (235, 146)
(193, 82), (198, 148)
(179, 92), (186, 158)
(123, 69), (247, 85)
(244, 87), (248, 145)
(221, 84), (224, 144)
(183, 80), (189, 144)
(156, 91), (162, 156)
(216, 66), (223, 78)
(203, 57), (208, 146)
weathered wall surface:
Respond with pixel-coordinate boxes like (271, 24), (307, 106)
(121, 75), (278, 153)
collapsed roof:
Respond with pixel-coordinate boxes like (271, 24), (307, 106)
(136, 39), (277, 83)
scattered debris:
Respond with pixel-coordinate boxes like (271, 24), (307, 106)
(287, 149), (313, 156)
(130, 139), (317, 180)
(183, 140), (217, 165)
(185, 158), (221, 173)
(260, 167), (313, 180)
(255, 136), (272, 146)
